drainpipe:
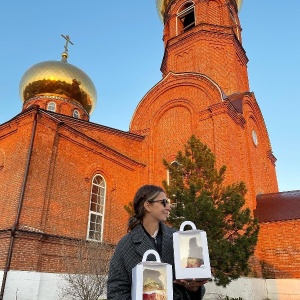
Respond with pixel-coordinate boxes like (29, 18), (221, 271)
(0, 106), (39, 300)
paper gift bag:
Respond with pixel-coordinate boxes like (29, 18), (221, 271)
(173, 221), (211, 280)
(132, 249), (173, 300)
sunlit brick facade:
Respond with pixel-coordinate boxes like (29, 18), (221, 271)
(1, 0), (299, 299)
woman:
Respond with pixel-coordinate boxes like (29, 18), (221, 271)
(107, 184), (207, 299)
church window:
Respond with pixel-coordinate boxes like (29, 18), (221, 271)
(87, 175), (106, 241)
(47, 102), (56, 112)
(167, 161), (180, 185)
(252, 130), (258, 146)
(177, 2), (195, 34)
(167, 161), (180, 208)
(73, 109), (80, 118)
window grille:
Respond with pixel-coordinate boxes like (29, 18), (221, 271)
(178, 3), (195, 33)
(87, 175), (106, 241)
(73, 109), (80, 118)
(47, 102), (56, 112)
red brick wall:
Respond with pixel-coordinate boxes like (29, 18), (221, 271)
(0, 234), (10, 269)
(0, 109), (145, 274)
(162, 0), (249, 95)
(255, 220), (300, 278)
(1, 231), (114, 273)
(15, 112), (144, 244)
(130, 73), (278, 212)
(0, 112), (37, 229)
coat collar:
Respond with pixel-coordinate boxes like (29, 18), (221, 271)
(130, 223), (174, 262)
(134, 224), (151, 259)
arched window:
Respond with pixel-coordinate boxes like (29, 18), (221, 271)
(47, 102), (56, 112)
(87, 175), (106, 241)
(252, 130), (258, 146)
(167, 161), (180, 208)
(177, 2), (195, 34)
(73, 109), (80, 118)
(167, 161), (180, 185)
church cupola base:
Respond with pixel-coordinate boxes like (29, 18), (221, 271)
(22, 94), (90, 121)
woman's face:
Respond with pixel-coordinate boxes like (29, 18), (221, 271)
(145, 191), (171, 222)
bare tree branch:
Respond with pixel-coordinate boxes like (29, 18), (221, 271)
(58, 240), (115, 300)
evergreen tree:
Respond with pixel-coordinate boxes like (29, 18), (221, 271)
(163, 135), (259, 287)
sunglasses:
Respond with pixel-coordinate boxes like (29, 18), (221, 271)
(148, 199), (170, 207)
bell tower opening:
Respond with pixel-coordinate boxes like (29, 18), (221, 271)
(177, 2), (195, 34)
(160, 0), (249, 95)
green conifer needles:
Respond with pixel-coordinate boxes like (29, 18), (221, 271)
(163, 135), (259, 287)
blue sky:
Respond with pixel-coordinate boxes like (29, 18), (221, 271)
(0, 1), (299, 192)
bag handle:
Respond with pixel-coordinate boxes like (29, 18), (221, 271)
(142, 249), (161, 263)
(180, 221), (196, 231)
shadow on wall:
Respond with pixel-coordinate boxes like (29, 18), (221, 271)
(260, 260), (294, 279)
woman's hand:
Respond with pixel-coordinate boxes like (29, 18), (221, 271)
(174, 279), (208, 292)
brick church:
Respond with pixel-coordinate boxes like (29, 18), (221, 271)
(0, 0), (299, 299)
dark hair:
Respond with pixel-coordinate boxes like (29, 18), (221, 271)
(127, 184), (164, 232)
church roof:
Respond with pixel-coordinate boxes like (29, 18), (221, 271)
(255, 190), (300, 222)
(19, 59), (97, 114)
(227, 92), (246, 113)
(19, 35), (97, 115)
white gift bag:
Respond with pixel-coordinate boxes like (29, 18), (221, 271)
(132, 249), (173, 300)
(173, 221), (212, 280)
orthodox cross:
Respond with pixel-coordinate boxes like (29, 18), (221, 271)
(61, 34), (74, 54)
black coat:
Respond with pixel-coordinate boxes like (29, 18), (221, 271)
(107, 223), (205, 300)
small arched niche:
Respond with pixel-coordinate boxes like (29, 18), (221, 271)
(0, 149), (5, 170)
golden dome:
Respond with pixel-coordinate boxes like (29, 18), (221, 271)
(156, 0), (243, 21)
(19, 60), (97, 114)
